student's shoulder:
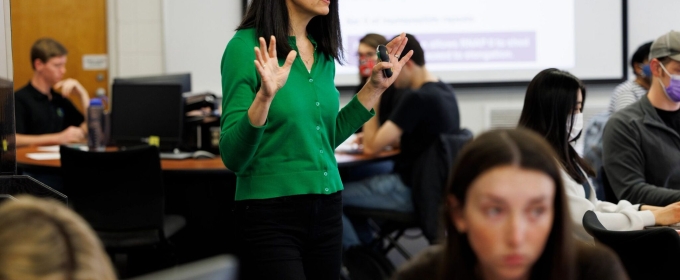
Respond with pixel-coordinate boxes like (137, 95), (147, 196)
(608, 102), (643, 128)
(392, 245), (444, 280)
(575, 242), (629, 280)
(13, 84), (38, 103)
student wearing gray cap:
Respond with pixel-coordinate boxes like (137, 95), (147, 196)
(603, 30), (680, 207)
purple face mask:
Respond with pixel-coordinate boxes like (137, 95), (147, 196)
(659, 63), (680, 103)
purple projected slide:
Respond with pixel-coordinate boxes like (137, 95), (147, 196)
(347, 32), (536, 65)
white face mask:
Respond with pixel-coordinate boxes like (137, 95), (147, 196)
(567, 113), (584, 141)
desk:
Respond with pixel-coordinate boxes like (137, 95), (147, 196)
(16, 146), (399, 172)
(15, 145), (399, 265)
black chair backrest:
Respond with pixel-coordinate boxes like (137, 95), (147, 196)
(582, 210), (680, 279)
(600, 167), (618, 204)
(410, 128), (473, 243)
(60, 145), (164, 231)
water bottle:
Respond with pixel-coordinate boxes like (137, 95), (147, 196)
(87, 98), (106, 151)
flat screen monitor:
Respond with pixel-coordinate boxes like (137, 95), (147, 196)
(111, 84), (184, 151)
(113, 73), (191, 93)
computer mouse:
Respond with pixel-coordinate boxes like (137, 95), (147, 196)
(192, 150), (216, 159)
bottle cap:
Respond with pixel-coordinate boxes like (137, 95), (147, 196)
(90, 98), (102, 106)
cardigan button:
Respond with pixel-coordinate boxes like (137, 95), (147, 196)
(309, 79), (313, 83)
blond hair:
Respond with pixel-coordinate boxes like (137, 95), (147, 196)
(0, 195), (117, 280)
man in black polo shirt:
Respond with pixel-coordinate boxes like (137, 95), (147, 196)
(342, 34), (460, 247)
(15, 38), (90, 147)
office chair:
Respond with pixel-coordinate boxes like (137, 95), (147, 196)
(60, 145), (186, 276)
(344, 129), (473, 259)
(582, 210), (680, 279)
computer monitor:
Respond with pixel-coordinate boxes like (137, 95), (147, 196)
(113, 73), (191, 93)
(111, 84), (184, 151)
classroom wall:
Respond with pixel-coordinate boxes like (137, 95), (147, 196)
(6, 0), (676, 134)
(109, 0), (164, 79)
(0, 0), (11, 80)
(162, 0), (240, 93)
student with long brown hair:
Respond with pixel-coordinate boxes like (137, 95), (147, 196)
(0, 195), (117, 280)
(392, 129), (627, 280)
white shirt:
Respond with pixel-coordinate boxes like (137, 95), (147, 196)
(608, 80), (647, 114)
(561, 167), (655, 242)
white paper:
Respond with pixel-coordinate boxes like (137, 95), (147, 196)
(26, 153), (61, 160)
(36, 145), (60, 152)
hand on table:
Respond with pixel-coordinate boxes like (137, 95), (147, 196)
(59, 126), (86, 144)
(651, 201), (680, 226)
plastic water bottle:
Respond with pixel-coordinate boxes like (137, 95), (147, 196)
(87, 98), (106, 151)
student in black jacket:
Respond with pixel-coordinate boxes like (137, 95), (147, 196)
(603, 30), (680, 206)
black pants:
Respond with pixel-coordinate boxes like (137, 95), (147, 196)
(234, 192), (343, 280)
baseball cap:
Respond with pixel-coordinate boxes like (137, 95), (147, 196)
(649, 30), (680, 61)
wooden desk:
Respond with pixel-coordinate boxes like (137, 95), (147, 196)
(15, 145), (398, 265)
(16, 146), (399, 172)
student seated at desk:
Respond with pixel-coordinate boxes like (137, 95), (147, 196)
(392, 129), (627, 280)
(342, 34), (460, 248)
(518, 68), (680, 242)
(0, 195), (116, 280)
(15, 38), (90, 147)
(603, 30), (680, 207)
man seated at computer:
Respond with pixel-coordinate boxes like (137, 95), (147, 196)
(15, 38), (90, 147)
(342, 34), (460, 248)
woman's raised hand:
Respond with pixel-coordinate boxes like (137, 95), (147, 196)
(368, 33), (414, 91)
(254, 36), (297, 99)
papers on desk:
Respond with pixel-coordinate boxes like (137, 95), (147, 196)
(26, 153), (61, 160)
(28, 145), (89, 160)
(335, 134), (363, 154)
(36, 145), (60, 152)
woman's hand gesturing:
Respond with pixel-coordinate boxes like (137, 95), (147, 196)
(254, 36), (297, 100)
(368, 33), (414, 91)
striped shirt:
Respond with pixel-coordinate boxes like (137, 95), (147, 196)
(608, 80), (647, 114)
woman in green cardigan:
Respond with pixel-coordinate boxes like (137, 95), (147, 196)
(220, 0), (413, 279)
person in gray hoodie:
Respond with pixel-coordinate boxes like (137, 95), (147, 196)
(603, 30), (680, 207)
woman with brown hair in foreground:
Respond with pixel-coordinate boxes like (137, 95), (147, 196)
(392, 128), (628, 280)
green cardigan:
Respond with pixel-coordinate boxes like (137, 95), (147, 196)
(220, 28), (374, 201)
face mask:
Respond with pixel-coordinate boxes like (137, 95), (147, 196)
(567, 113), (584, 141)
(642, 64), (652, 78)
(658, 63), (680, 102)
(359, 55), (376, 78)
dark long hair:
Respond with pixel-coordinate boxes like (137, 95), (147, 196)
(238, 0), (344, 63)
(443, 128), (574, 280)
(518, 68), (595, 183)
